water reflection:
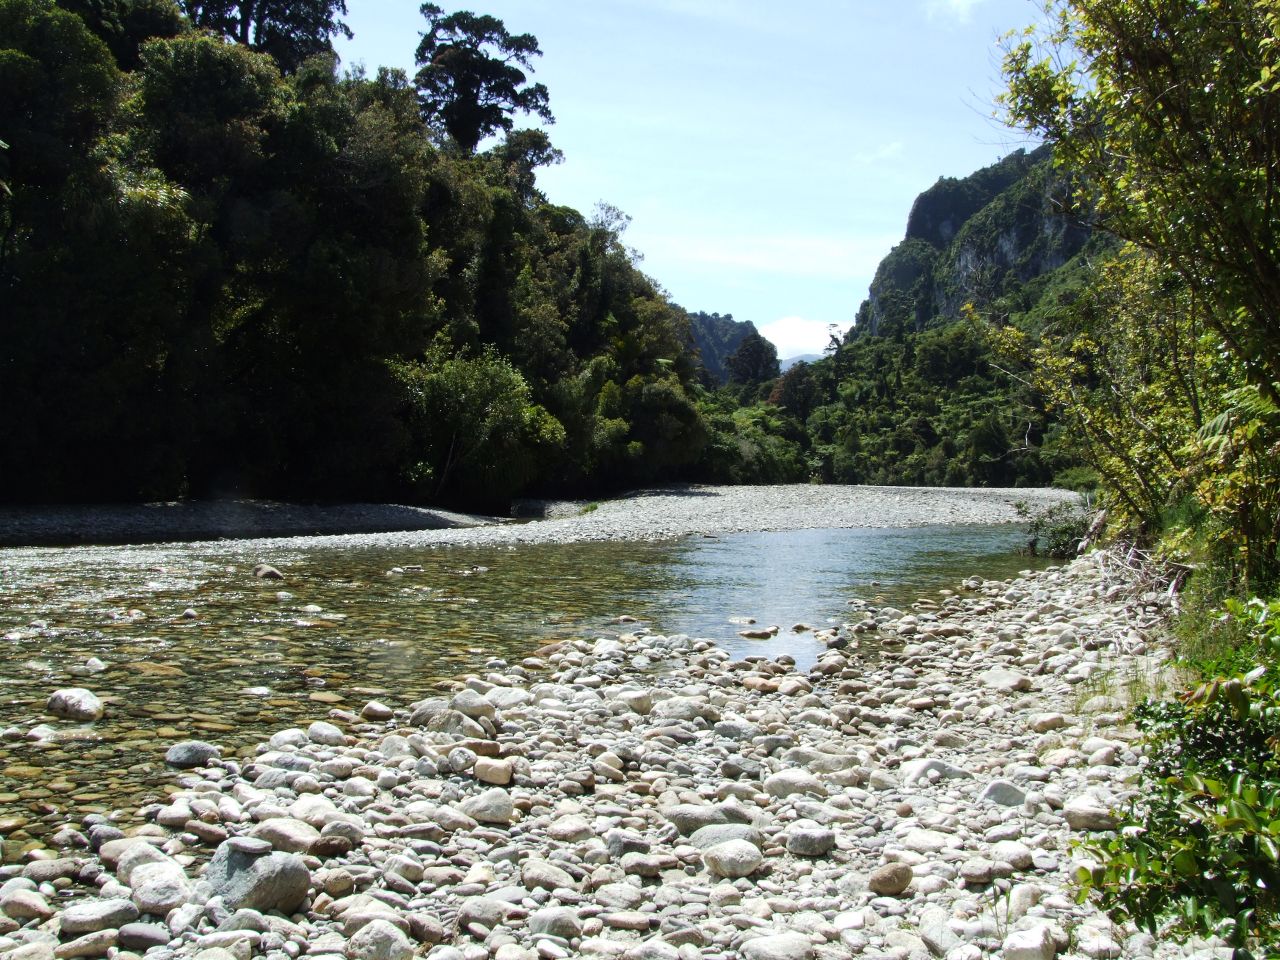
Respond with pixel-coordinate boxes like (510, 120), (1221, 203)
(0, 523), (1038, 854)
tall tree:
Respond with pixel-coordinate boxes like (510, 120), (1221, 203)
(726, 330), (781, 385)
(1000, 0), (1280, 391)
(414, 3), (552, 153)
(178, 0), (349, 73)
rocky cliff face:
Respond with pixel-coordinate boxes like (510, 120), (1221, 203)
(854, 145), (1090, 338)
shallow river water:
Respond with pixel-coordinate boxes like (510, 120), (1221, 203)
(0, 523), (1041, 858)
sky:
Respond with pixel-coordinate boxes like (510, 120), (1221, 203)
(334, 0), (1043, 358)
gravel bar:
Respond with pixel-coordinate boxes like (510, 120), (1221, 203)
(0, 485), (1081, 550)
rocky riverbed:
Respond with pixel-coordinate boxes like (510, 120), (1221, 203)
(0, 549), (1224, 960)
(0, 485), (1077, 549)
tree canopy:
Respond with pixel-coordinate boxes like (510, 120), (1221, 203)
(414, 2), (552, 153)
(1000, 0), (1280, 390)
(178, 0), (350, 73)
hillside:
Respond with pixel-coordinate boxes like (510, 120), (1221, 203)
(688, 311), (757, 385)
(853, 144), (1091, 337)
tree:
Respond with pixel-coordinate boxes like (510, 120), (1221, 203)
(177, 0), (350, 73)
(726, 330), (780, 385)
(414, 3), (552, 153)
(1000, 0), (1280, 391)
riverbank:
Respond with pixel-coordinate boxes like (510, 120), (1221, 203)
(1, 550), (1213, 960)
(0, 485), (1079, 549)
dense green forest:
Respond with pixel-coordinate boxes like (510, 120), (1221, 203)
(0, 0), (1123, 507)
(1, 0), (730, 506)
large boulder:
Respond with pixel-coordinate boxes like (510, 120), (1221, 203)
(205, 837), (311, 914)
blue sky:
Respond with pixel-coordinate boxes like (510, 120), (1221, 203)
(335, 0), (1042, 357)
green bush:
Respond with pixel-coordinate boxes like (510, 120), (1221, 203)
(1016, 499), (1092, 558)
(1077, 598), (1280, 959)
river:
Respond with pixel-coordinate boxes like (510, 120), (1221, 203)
(0, 522), (1043, 859)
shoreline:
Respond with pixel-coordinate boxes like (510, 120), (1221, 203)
(0, 484), (1080, 551)
(0, 550), (1201, 960)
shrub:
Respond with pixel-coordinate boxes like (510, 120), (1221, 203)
(1077, 598), (1280, 959)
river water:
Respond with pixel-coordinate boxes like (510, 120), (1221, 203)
(0, 523), (1040, 858)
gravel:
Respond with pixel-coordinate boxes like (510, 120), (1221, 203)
(0, 484), (1081, 549)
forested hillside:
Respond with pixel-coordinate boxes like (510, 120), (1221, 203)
(0, 0), (720, 506)
(695, 145), (1107, 489)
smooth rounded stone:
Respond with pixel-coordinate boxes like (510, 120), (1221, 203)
(204, 840), (310, 914)
(900, 758), (973, 785)
(664, 803), (749, 835)
(960, 858), (997, 885)
(53, 929), (117, 958)
(762, 769), (825, 799)
(164, 740), (221, 769)
(612, 690), (652, 715)
(117, 923), (171, 951)
(346, 919), (413, 960)
(360, 701), (393, 721)
(1063, 794), (1119, 831)
(867, 863), (913, 897)
(308, 721), (346, 746)
(521, 859), (577, 892)
(460, 789), (514, 825)
(992, 840), (1034, 871)
(473, 758), (513, 786)
(59, 898), (139, 935)
(1002, 925), (1058, 960)
(701, 839), (763, 879)
(650, 696), (718, 723)
(686, 824), (763, 850)
(979, 668), (1033, 693)
(250, 818), (320, 854)
(252, 564), (284, 580)
(451, 689), (496, 721)
(619, 852), (678, 878)
(594, 883), (645, 910)
(47, 688), (103, 722)
(600, 911), (651, 932)
(426, 710), (486, 739)
(784, 822), (835, 858)
(98, 837), (161, 869)
(290, 794), (340, 827)
(0, 888), (53, 921)
(621, 940), (680, 960)
(547, 816), (594, 843)
(528, 907), (582, 939)
(130, 860), (192, 914)
(457, 897), (509, 930)
(1030, 713), (1067, 733)
(979, 779), (1027, 807)
(900, 828), (953, 854)
(740, 932), (814, 960)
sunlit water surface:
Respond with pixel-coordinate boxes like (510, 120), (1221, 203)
(0, 523), (1041, 855)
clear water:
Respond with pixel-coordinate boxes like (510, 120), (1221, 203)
(0, 523), (1039, 855)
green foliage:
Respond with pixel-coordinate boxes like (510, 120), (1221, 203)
(1077, 599), (1280, 959)
(1000, 0), (1280, 393)
(0, 0), (714, 504)
(725, 329), (780, 385)
(176, 0), (350, 74)
(415, 3), (552, 153)
(391, 347), (564, 506)
(1014, 499), (1091, 558)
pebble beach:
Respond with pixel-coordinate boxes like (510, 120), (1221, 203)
(1, 516), (1218, 960)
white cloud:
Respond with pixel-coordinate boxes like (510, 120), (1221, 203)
(925, 0), (988, 22)
(757, 316), (846, 359)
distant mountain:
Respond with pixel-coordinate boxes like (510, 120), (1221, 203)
(851, 144), (1092, 338)
(688, 311), (757, 385)
(780, 354), (821, 372)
